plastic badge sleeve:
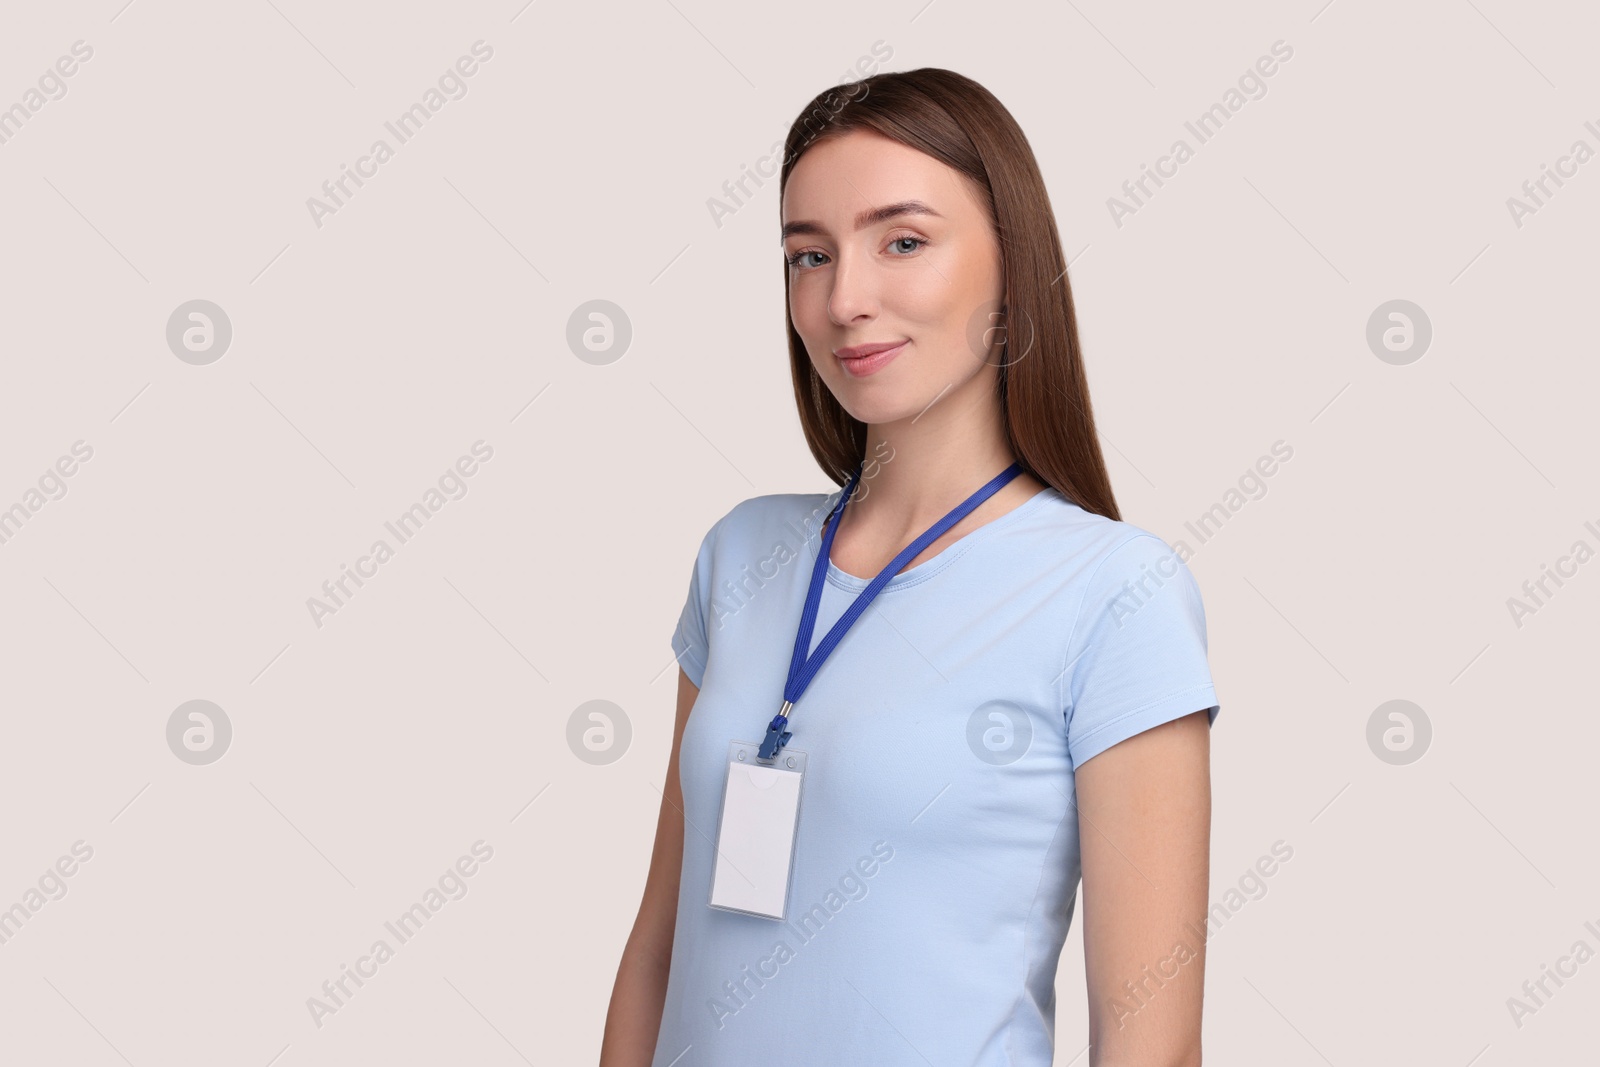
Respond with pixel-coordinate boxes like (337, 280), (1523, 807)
(707, 741), (807, 920)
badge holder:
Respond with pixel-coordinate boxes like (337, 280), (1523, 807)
(708, 740), (808, 921)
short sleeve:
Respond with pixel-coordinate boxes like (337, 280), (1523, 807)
(1060, 533), (1220, 768)
(670, 518), (721, 689)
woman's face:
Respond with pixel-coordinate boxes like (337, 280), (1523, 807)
(781, 128), (1005, 427)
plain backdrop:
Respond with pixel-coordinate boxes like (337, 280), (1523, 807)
(0, 1), (1596, 1064)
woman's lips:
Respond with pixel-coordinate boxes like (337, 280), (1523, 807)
(837, 340), (907, 377)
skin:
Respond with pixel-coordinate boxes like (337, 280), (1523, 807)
(598, 666), (696, 1066)
(600, 127), (1212, 1067)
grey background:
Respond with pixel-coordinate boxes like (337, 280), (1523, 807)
(1, 1), (1596, 1064)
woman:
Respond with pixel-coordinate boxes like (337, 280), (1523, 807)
(602, 68), (1220, 1067)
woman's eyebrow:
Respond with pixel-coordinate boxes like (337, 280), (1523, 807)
(780, 200), (943, 241)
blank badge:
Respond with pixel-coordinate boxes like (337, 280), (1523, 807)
(708, 741), (808, 920)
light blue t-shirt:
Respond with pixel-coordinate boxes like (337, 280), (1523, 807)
(654, 485), (1220, 1067)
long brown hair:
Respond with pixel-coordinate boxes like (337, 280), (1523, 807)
(778, 67), (1121, 522)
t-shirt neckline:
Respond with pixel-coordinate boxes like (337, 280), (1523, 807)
(809, 486), (1056, 593)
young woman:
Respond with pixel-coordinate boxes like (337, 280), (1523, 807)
(602, 68), (1220, 1067)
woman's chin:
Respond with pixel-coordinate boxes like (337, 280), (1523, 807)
(832, 394), (925, 427)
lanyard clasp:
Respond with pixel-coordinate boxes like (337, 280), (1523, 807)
(757, 700), (794, 761)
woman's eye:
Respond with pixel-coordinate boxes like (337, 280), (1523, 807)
(786, 236), (927, 270)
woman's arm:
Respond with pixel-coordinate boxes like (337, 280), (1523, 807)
(598, 667), (698, 1067)
(1075, 709), (1213, 1067)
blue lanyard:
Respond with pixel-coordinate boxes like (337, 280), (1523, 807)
(757, 460), (1025, 760)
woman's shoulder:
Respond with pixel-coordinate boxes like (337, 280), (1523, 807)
(1022, 488), (1192, 583)
(690, 491), (838, 555)
(726, 490), (837, 525)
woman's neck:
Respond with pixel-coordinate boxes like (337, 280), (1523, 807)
(843, 391), (1044, 539)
